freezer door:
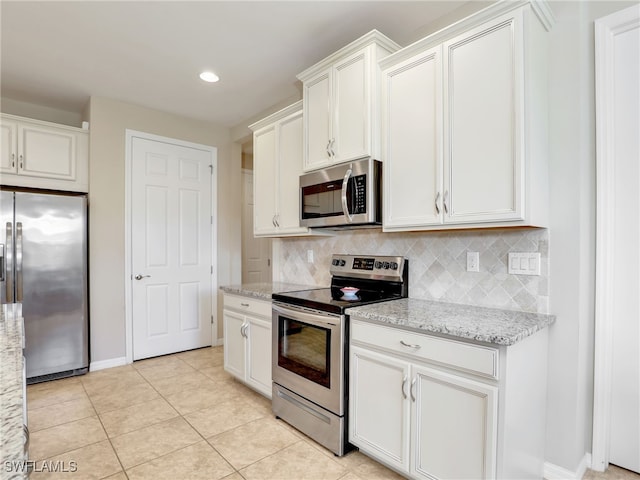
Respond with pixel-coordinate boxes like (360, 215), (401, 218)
(0, 190), (14, 304)
(15, 192), (89, 378)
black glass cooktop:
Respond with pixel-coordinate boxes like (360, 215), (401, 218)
(272, 286), (402, 315)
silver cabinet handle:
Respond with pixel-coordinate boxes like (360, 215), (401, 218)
(11, 153), (15, 168)
(241, 322), (248, 338)
(329, 138), (336, 157)
(16, 222), (23, 302)
(326, 139), (332, 157)
(401, 375), (408, 399)
(341, 167), (353, 223)
(19, 154), (23, 170)
(134, 274), (151, 280)
(275, 215), (280, 228)
(443, 190), (449, 215)
(435, 192), (441, 215)
(400, 340), (421, 349)
(240, 302), (249, 307)
(272, 216), (277, 227)
(5, 223), (13, 302)
(410, 377), (417, 402)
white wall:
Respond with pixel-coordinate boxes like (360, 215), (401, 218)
(545, 1), (636, 473)
(87, 96), (241, 362)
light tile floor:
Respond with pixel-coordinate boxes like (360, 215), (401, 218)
(26, 346), (405, 480)
(26, 346), (640, 480)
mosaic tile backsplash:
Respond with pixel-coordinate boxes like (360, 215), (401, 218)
(275, 228), (549, 314)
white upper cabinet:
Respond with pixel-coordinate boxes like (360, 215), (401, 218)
(250, 102), (309, 237)
(382, 46), (443, 229)
(298, 30), (400, 172)
(443, 11), (524, 225)
(0, 113), (89, 193)
(381, 2), (553, 231)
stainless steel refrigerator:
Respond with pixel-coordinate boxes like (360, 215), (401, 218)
(0, 189), (89, 382)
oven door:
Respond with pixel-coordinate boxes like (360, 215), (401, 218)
(272, 302), (345, 415)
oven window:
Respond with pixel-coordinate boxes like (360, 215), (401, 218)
(278, 316), (330, 388)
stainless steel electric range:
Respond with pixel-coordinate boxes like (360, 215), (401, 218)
(271, 254), (408, 456)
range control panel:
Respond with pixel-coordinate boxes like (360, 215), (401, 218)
(330, 254), (405, 281)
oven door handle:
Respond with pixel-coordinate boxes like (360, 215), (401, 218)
(272, 303), (340, 328)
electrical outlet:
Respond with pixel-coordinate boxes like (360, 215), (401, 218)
(466, 252), (480, 272)
(508, 252), (541, 275)
(307, 249), (314, 264)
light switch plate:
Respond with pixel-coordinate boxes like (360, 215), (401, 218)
(508, 252), (541, 276)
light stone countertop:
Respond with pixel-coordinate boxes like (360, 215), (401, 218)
(220, 282), (325, 300)
(1, 303), (27, 479)
(346, 298), (555, 346)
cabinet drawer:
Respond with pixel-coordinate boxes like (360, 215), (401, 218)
(223, 293), (272, 318)
(350, 320), (498, 379)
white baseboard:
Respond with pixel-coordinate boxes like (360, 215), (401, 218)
(215, 338), (224, 347)
(544, 454), (592, 480)
(89, 356), (128, 372)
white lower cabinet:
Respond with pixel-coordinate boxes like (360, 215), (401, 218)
(349, 318), (548, 480)
(222, 293), (272, 397)
(350, 345), (497, 479)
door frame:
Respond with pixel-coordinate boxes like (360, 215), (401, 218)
(124, 129), (218, 364)
(592, 4), (640, 471)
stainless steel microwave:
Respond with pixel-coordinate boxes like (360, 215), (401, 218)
(300, 158), (381, 228)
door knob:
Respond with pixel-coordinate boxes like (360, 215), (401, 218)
(134, 274), (151, 280)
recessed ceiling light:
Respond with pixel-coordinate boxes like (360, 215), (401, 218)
(199, 71), (219, 83)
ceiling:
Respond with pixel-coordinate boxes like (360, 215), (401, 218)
(1, 1), (478, 129)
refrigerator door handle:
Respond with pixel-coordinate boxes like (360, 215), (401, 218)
(16, 222), (23, 302)
(0, 244), (4, 282)
(5, 222), (13, 302)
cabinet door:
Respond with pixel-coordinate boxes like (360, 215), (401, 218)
(382, 46), (443, 230)
(245, 315), (272, 397)
(18, 123), (77, 181)
(443, 11), (524, 224)
(253, 125), (278, 235)
(333, 49), (370, 163)
(1, 120), (17, 174)
(223, 309), (246, 380)
(303, 69), (332, 171)
(411, 365), (497, 480)
(276, 110), (306, 234)
(349, 345), (411, 474)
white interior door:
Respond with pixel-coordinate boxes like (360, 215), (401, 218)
(606, 10), (640, 473)
(594, 5), (640, 474)
(241, 170), (271, 283)
(131, 135), (213, 360)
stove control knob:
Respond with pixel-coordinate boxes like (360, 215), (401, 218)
(391, 262), (399, 270)
(332, 259), (339, 266)
(339, 259), (346, 267)
(375, 261), (383, 269)
(383, 261), (390, 269)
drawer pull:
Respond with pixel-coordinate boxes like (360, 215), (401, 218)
(240, 303), (250, 307)
(400, 340), (421, 349)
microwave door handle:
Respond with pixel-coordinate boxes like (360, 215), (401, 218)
(341, 167), (353, 223)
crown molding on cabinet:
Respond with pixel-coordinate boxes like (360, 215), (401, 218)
(297, 29), (401, 82)
(380, 0), (555, 70)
